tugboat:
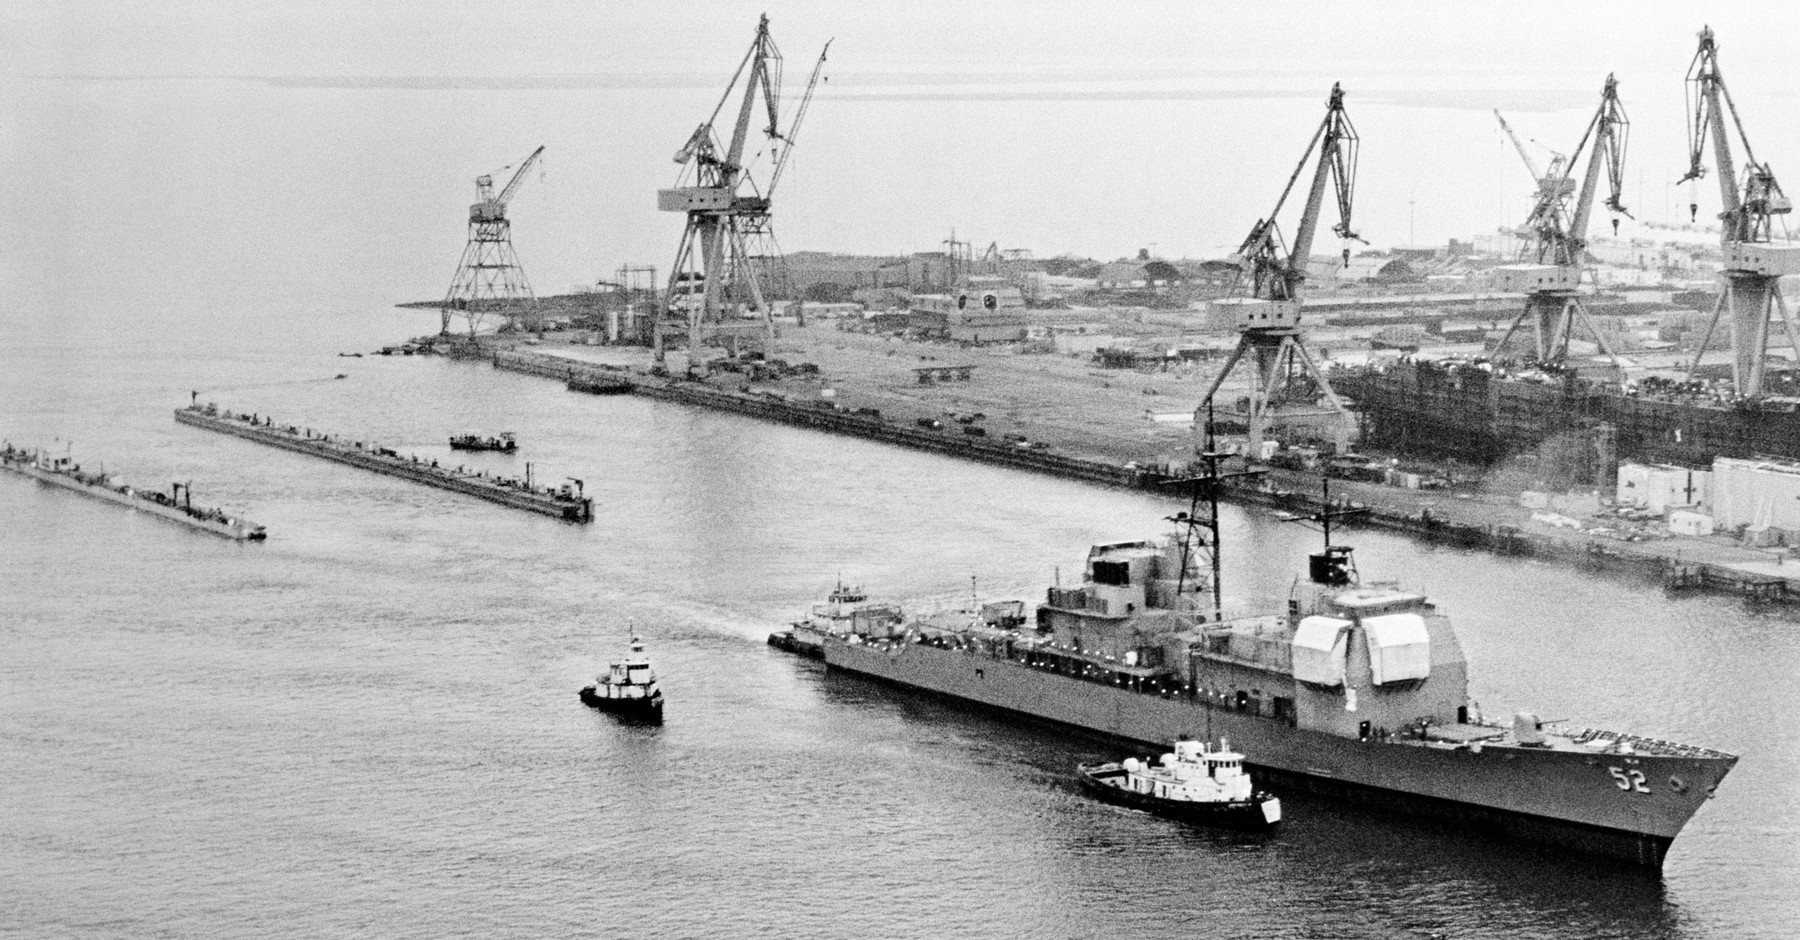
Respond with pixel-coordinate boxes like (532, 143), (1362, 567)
(449, 432), (517, 453)
(579, 634), (663, 723)
(768, 580), (905, 659)
(1078, 738), (1282, 830)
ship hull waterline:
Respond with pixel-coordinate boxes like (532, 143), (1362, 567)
(579, 685), (664, 724)
(821, 638), (1731, 869)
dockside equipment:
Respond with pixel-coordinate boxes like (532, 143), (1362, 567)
(1198, 83), (1363, 454)
(1491, 76), (1631, 368)
(442, 146), (545, 337)
(1679, 26), (1800, 398)
(653, 16), (830, 365)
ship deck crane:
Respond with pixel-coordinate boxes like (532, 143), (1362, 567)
(1678, 26), (1800, 398)
(441, 145), (546, 337)
(1197, 83), (1363, 455)
(1491, 76), (1630, 369)
(654, 17), (830, 367)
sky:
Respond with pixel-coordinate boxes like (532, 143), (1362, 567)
(5, 1), (1800, 296)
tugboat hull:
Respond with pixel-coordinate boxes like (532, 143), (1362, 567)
(579, 685), (664, 724)
(1078, 763), (1281, 829)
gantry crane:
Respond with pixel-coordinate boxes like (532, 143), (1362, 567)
(441, 146), (545, 337)
(1197, 83), (1363, 455)
(654, 16), (830, 366)
(1678, 26), (1800, 398)
(1491, 76), (1630, 368)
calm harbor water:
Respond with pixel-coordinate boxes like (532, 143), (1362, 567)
(2, 313), (1795, 938)
(3, 46), (1798, 938)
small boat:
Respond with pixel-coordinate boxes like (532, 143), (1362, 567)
(768, 580), (904, 659)
(449, 432), (517, 453)
(579, 634), (663, 723)
(1078, 738), (1281, 829)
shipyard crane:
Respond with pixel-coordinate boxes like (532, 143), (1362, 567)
(441, 145), (545, 337)
(1495, 109), (1569, 196)
(1197, 83), (1363, 455)
(1491, 76), (1630, 368)
(654, 17), (831, 366)
(1677, 26), (1800, 398)
(1494, 109), (1574, 259)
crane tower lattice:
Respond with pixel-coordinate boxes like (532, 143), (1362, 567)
(441, 146), (545, 337)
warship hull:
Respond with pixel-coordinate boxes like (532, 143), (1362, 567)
(822, 637), (1733, 867)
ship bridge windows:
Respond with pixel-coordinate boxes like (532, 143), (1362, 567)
(1092, 560), (1131, 586)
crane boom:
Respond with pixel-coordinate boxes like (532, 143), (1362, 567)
(1495, 110), (1543, 182)
(1565, 75), (1629, 260)
(723, 15), (782, 180)
(1239, 83), (1360, 305)
(768, 40), (831, 199)
(1680, 24), (1791, 242)
(496, 146), (545, 209)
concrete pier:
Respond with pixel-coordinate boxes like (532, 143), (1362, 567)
(174, 403), (593, 523)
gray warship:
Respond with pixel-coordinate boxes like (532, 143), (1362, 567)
(815, 489), (1737, 868)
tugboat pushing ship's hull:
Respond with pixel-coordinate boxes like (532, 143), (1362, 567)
(1079, 737), (1281, 830)
(768, 581), (904, 659)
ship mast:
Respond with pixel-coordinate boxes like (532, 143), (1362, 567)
(1282, 472), (1371, 585)
(1163, 402), (1265, 622)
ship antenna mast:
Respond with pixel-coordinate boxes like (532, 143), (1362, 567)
(1281, 472), (1371, 585)
(1162, 401), (1265, 622)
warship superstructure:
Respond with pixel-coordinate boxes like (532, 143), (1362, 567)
(818, 533), (1736, 867)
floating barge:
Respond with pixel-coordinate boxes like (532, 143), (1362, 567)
(1, 442), (266, 540)
(174, 402), (592, 523)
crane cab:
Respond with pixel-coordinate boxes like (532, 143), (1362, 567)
(1494, 263), (1578, 293)
(659, 186), (736, 212)
(1724, 242), (1800, 277)
(1212, 297), (1301, 331)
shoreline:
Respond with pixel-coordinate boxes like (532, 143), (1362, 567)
(465, 333), (1800, 604)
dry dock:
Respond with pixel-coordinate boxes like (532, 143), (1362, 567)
(174, 402), (593, 523)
